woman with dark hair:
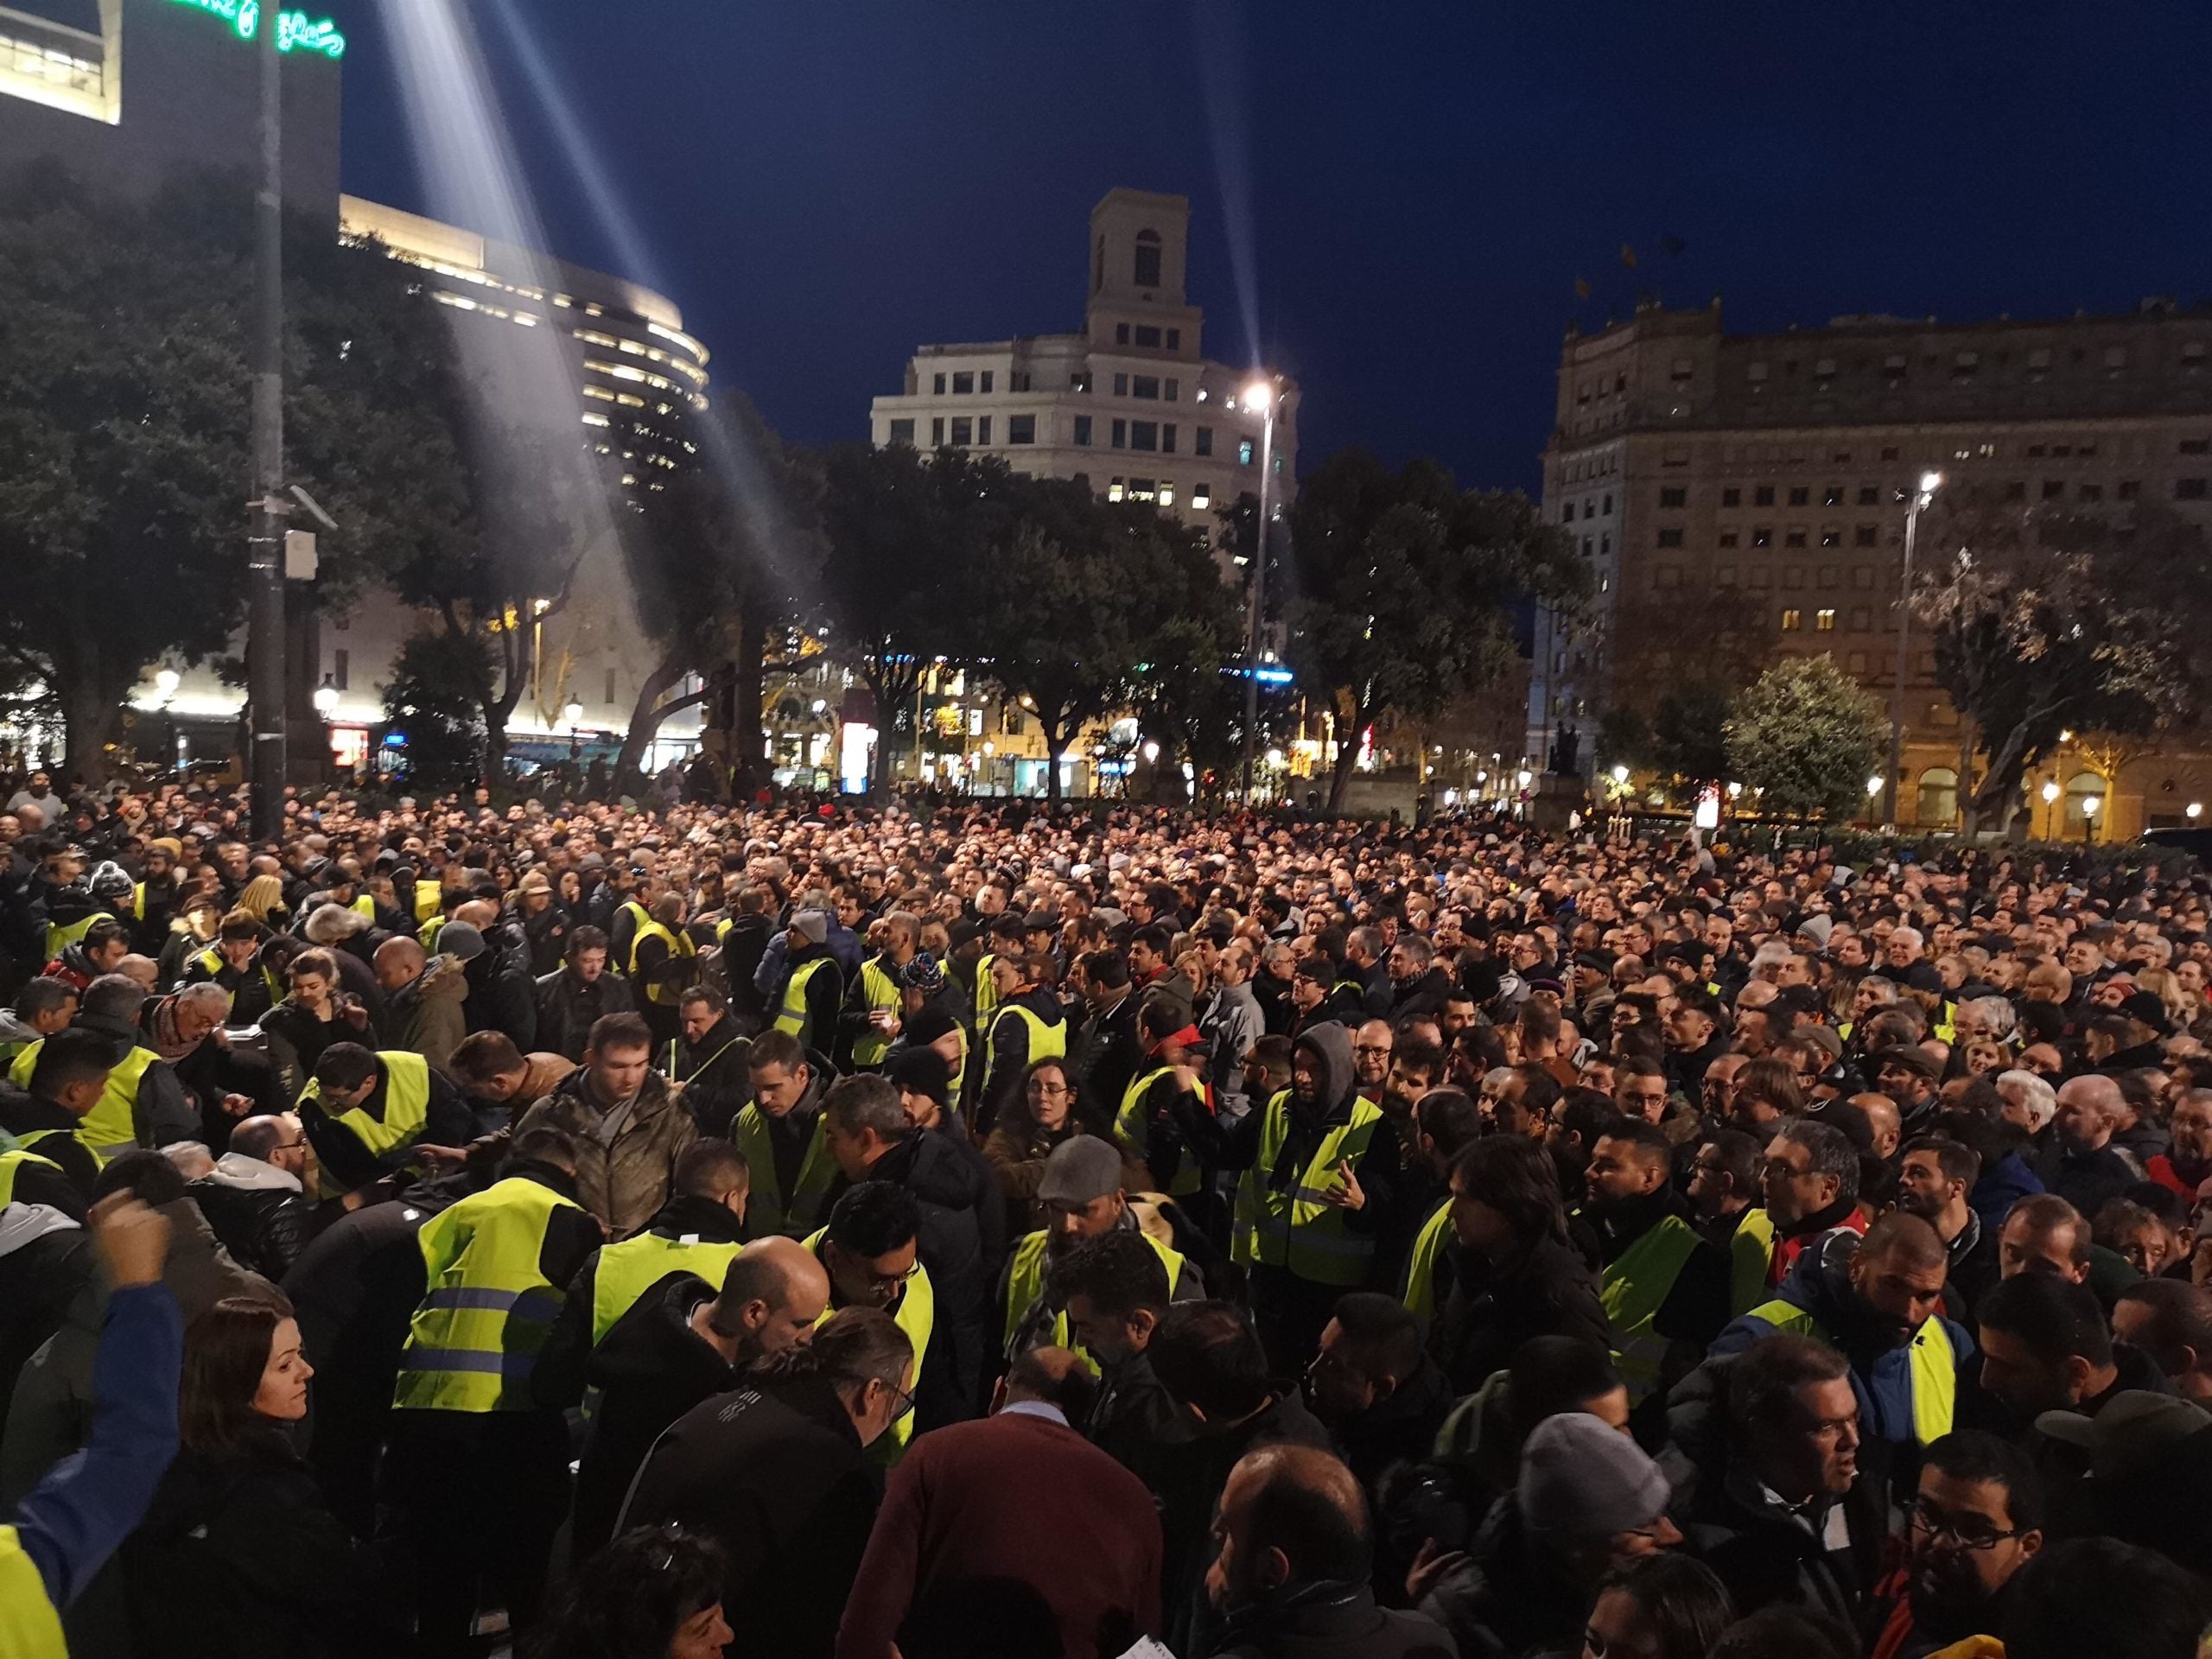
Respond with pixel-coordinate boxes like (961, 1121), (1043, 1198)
(1731, 1058), (1804, 1133)
(256, 948), (367, 1103)
(1437, 1135), (1611, 1392)
(980, 1056), (1148, 1233)
(120, 1295), (395, 1658)
(1583, 1554), (1735, 1659)
(530, 1524), (731, 1659)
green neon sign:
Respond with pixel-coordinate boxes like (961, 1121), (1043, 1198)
(166, 0), (347, 59)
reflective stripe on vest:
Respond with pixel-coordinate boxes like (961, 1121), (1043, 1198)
(394, 1176), (582, 1413)
(1114, 1066), (1199, 1196)
(629, 918), (697, 1007)
(0, 1525), (67, 1659)
(1401, 1198), (1454, 1321)
(591, 1231), (743, 1345)
(1599, 1212), (1702, 1405)
(774, 957), (830, 1042)
(1730, 1207), (1778, 1314)
(0, 1148), (63, 1208)
(850, 958), (903, 1068)
(804, 1228), (935, 1454)
(731, 1105), (836, 1237)
(299, 1051), (433, 1160)
(972, 954), (1000, 1026)
(1000, 1225), (1185, 1361)
(8, 1039), (154, 1162)
(1231, 1091), (1385, 1287)
(983, 1002), (1066, 1099)
(666, 1033), (747, 1086)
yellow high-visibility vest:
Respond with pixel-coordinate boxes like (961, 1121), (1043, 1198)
(299, 1051), (434, 1165)
(629, 918), (697, 1007)
(774, 957), (832, 1046)
(1114, 1066), (1201, 1196)
(1599, 1211), (1703, 1406)
(8, 1040), (156, 1162)
(850, 958), (902, 1069)
(732, 1104), (836, 1237)
(0, 1148), (64, 1208)
(1231, 1091), (1385, 1287)
(1400, 1198), (1454, 1321)
(0, 1525), (67, 1659)
(803, 1226), (934, 1455)
(393, 1176), (583, 1414)
(1000, 1225), (1184, 1368)
(590, 1230), (744, 1344)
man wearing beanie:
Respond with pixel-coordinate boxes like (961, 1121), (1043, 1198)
(1415, 1411), (1680, 1656)
(771, 907), (844, 1054)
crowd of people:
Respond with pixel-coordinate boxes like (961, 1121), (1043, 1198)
(3, 766), (2212, 1659)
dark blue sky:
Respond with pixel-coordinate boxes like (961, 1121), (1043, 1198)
(321, 0), (2212, 494)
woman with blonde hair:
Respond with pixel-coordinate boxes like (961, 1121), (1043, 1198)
(235, 874), (289, 929)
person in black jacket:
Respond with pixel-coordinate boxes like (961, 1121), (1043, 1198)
(620, 1307), (914, 1659)
(454, 899), (539, 1050)
(665, 985), (751, 1139)
(823, 1074), (1004, 1427)
(534, 926), (636, 1064)
(119, 1295), (399, 1659)
(296, 1043), (477, 1196)
(556, 1236), (829, 1567)
(0, 1026), (115, 1201)
(1434, 1135), (1611, 1395)
(183, 1114), (325, 1281)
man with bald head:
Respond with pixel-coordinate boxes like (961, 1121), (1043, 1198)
(838, 1345), (1166, 1659)
(565, 1232), (831, 1562)
(1710, 1211), (1973, 1448)
(2050, 1074), (2144, 1219)
(375, 935), (469, 1070)
(454, 896), (540, 1048)
(1202, 1443), (1454, 1657)
(185, 1109), (321, 1278)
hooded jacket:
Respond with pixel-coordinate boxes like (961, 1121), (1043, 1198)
(382, 957), (470, 1072)
(187, 1153), (322, 1281)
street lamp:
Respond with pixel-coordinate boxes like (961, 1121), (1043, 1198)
(1238, 375), (1280, 804)
(2081, 793), (2101, 844)
(312, 676), (340, 716)
(155, 668), (181, 700)
(2190, 802), (2205, 821)
(563, 700), (584, 734)
(1883, 470), (1942, 828)
(154, 669), (181, 771)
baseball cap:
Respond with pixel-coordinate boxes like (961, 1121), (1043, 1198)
(2036, 1391), (2212, 1480)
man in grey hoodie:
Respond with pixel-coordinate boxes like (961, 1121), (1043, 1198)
(1168, 1020), (1405, 1375)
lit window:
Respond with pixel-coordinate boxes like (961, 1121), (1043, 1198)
(1159, 484), (1176, 506)
(1781, 608), (1802, 631)
(1815, 609), (1836, 632)
(1239, 439), (1255, 466)
(1108, 478), (1125, 502)
(1192, 484), (1211, 510)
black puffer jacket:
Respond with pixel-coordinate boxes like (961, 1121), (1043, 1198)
(185, 1154), (323, 1281)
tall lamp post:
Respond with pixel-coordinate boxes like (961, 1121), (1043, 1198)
(1883, 471), (1942, 829)
(245, 3), (289, 839)
(1238, 377), (1279, 804)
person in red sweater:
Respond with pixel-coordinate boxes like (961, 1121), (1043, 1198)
(836, 1346), (1162, 1659)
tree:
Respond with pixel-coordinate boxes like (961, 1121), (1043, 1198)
(1598, 586), (1769, 798)
(966, 474), (1221, 807)
(616, 394), (813, 795)
(813, 444), (1011, 797)
(1724, 656), (1886, 820)
(1913, 500), (2212, 832)
(1284, 450), (1586, 810)
(381, 630), (487, 794)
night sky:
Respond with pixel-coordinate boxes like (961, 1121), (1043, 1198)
(320, 0), (2212, 495)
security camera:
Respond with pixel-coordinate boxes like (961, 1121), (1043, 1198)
(289, 484), (339, 531)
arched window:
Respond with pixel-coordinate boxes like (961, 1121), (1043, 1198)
(1916, 767), (1957, 828)
(1133, 229), (1161, 289)
(2065, 771), (2107, 834)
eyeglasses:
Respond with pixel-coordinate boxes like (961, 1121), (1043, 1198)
(1353, 1044), (1394, 1058)
(1910, 1500), (2021, 1551)
(1026, 1081), (1071, 1097)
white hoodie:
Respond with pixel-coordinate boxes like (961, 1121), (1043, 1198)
(202, 1152), (304, 1194)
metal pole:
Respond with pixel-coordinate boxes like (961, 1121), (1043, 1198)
(1240, 392), (1274, 804)
(246, 6), (287, 841)
(1883, 492), (1923, 830)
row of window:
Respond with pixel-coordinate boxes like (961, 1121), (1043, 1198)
(1105, 476), (1212, 511)
(1570, 473), (2202, 526)
(887, 415), (1256, 466)
(1112, 322), (1182, 351)
(928, 366), (1208, 402)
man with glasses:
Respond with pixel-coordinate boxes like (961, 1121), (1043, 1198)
(183, 1110), (323, 1279)
(1867, 1430), (2045, 1659)
(803, 1179), (934, 1455)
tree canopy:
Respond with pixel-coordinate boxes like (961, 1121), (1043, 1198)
(1724, 655), (1886, 821)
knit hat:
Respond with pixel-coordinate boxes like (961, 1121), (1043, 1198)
(900, 951), (946, 995)
(1038, 1136), (1127, 1206)
(1515, 1412), (1671, 1542)
(904, 1006), (960, 1047)
(436, 921), (486, 963)
(884, 1047), (950, 1112)
(1796, 912), (1834, 948)
(790, 909), (830, 946)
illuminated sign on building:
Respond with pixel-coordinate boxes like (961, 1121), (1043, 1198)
(166, 0), (346, 58)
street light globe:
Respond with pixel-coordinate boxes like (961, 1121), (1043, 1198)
(810, 698), (827, 715)
(563, 701), (584, 729)
(2082, 795), (2101, 817)
(1266, 748), (1285, 767)
(1866, 773), (1885, 797)
(154, 668), (181, 698)
(2041, 781), (2061, 804)
(2190, 802), (2204, 820)
(981, 741), (995, 758)
(1515, 768), (1533, 789)
(1141, 741), (1160, 764)
(1611, 763), (1630, 785)
(1474, 770), (1488, 785)
(1242, 380), (1272, 413)
(1919, 471), (1944, 494)
(1726, 781), (1743, 798)
(312, 680), (340, 715)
